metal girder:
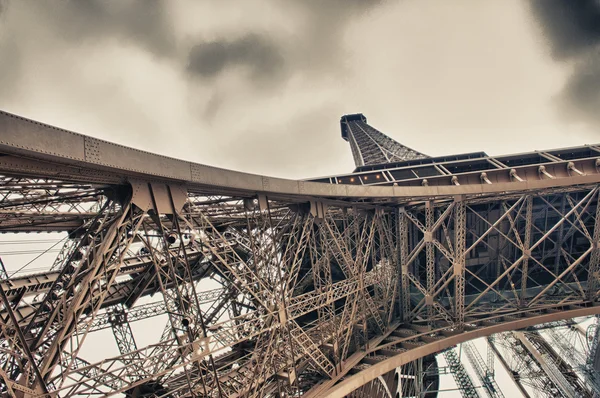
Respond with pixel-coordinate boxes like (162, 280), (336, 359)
(544, 323), (600, 396)
(426, 201), (435, 326)
(486, 336), (532, 398)
(443, 347), (481, 398)
(520, 196), (533, 306)
(514, 331), (587, 397)
(3, 111), (600, 397)
(461, 341), (505, 398)
(454, 198), (466, 328)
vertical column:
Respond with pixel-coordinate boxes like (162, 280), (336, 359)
(148, 184), (222, 396)
(462, 341), (505, 398)
(399, 209), (410, 321)
(486, 336), (495, 378)
(588, 191), (600, 301)
(0, 279), (48, 395)
(454, 197), (466, 328)
(486, 336), (532, 398)
(521, 195), (533, 306)
(425, 202), (435, 326)
(554, 196), (567, 275)
(443, 347), (481, 398)
(37, 199), (144, 388)
(415, 357), (424, 398)
(0, 258), (7, 280)
(108, 307), (148, 380)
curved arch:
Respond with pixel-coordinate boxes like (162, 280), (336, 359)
(1, 110), (600, 202)
(377, 376), (393, 398)
(324, 305), (600, 397)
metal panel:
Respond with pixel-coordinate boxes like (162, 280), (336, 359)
(86, 136), (192, 181)
(0, 110), (86, 161)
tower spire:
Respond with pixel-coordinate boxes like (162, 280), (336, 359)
(340, 113), (428, 167)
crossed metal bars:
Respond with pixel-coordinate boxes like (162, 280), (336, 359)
(0, 177), (396, 396)
(2, 109), (600, 396)
(0, 170), (599, 396)
(340, 114), (429, 167)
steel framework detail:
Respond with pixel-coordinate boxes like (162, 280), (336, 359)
(1, 110), (600, 397)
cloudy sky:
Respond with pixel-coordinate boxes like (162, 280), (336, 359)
(1, 0), (600, 180)
(1, 2), (599, 395)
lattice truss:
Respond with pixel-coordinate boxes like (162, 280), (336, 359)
(486, 318), (600, 398)
(0, 175), (399, 397)
(2, 171), (600, 397)
(347, 355), (439, 398)
(341, 116), (429, 167)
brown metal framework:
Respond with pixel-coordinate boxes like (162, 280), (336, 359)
(1, 110), (600, 397)
(340, 114), (429, 168)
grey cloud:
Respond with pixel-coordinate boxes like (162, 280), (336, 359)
(529, 0), (600, 128)
(0, 0), (177, 105)
(561, 55), (600, 126)
(529, 0), (600, 59)
(282, 0), (383, 67)
(4, 0), (586, 182)
(187, 34), (284, 81)
(186, 0), (384, 90)
(202, 91), (222, 123)
(287, 0), (383, 24)
(0, 1), (20, 94)
(26, 0), (176, 57)
(223, 104), (352, 178)
(0, 35), (19, 91)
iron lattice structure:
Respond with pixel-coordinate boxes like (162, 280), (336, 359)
(1, 111), (600, 397)
(340, 114), (428, 168)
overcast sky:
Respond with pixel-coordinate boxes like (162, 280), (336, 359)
(1, 0), (600, 180)
(1, 3), (599, 396)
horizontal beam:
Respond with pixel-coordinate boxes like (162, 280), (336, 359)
(2, 111), (600, 203)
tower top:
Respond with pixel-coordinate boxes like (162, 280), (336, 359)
(340, 113), (367, 141)
(339, 113), (428, 168)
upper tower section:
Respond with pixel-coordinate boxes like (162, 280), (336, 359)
(340, 113), (429, 168)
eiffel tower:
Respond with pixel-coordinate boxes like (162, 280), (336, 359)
(1, 110), (600, 397)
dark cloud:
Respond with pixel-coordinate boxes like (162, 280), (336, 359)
(529, 0), (600, 127)
(282, 0), (384, 70)
(560, 55), (600, 126)
(4, 0), (584, 179)
(529, 0), (600, 59)
(187, 34), (284, 82)
(186, 0), (384, 89)
(287, 0), (383, 25)
(0, 0), (177, 103)
(287, 0), (383, 30)
(28, 0), (176, 57)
